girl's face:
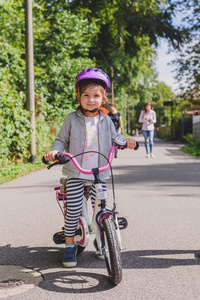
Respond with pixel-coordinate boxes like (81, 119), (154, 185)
(109, 105), (116, 113)
(80, 85), (104, 117)
(145, 104), (151, 112)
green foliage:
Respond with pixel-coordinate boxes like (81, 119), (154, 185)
(70, 0), (186, 64)
(33, 1), (98, 110)
(34, 93), (74, 155)
(0, 89), (31, 165)
(0, 1), (29, 166)
(183, 133), (194, 145)
(181, 134), (200, 157)
(171, 0), (200, 91)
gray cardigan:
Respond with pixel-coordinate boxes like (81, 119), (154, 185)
(51, 109), (122, 180)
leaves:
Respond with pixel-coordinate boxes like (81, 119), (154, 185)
(0, 0), (197, 169)
(169, 0), (200, 91)
(0, 0), (98, 166)
(32, 2), (98, 109)
(0, 91), (31, 163)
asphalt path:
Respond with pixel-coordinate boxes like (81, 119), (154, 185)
(1, 136), (200, 299)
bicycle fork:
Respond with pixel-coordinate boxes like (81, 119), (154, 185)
(92, 188), (124, 253)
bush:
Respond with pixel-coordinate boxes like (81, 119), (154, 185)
(181, 134), (200, 157)
(34, 93), (73, 157)
(0, 90), (31, 165)
(183, 133), (194, 145)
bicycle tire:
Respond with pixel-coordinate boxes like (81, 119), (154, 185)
(101, 217), (122, 285)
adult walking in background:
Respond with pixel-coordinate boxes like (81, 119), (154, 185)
(139, 102), (156, 158)
(108, 103), (124, 158)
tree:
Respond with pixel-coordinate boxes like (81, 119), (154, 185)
(68, 0), (189, 134)
(33, 1), (99, 111)
(69, 0), (187, 65)
(170, 0), (200, 92)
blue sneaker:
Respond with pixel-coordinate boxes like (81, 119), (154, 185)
(63, 246), (77, 268)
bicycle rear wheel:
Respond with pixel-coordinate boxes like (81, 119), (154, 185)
(101, 217), (122, 285)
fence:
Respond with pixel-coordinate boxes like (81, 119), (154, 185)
(193, 115), (200, 142)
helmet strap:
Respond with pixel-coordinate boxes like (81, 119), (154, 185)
(80, 105), (98, 114)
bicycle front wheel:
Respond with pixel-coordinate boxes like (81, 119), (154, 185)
(101, 217), (122, 285)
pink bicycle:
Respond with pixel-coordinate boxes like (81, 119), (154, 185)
(43, 137), (139, 285)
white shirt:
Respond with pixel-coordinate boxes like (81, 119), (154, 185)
(79, 115), (99, 180)
(138, 109), (156, 131)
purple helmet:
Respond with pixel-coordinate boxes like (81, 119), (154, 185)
(75, 67), (110, 91)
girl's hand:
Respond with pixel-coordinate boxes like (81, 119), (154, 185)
(126, 138), (136, 149)
(44, 150), (58, 162)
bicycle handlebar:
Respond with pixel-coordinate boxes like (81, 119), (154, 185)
(42, 141), (139, 174)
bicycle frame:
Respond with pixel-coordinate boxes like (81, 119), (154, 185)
(53, 145), (123, 251)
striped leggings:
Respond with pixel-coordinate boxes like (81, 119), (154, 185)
(65, 178), (107, 237)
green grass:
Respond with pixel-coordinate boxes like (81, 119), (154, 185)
(180, 134), (200, 157)
(0, 161), (46, 185)
(181, 143), (200, 157)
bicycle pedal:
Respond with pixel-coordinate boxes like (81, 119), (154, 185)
(117, 217), (128, 230)
(53, 231), (65, 244)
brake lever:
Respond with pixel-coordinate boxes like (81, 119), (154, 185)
(47, 157), (71, 169)
(47, 161), (60, 169)
(55, 154), (71, 164)
(42, 153), (71, 169)
(134, 141), (139, 150)
(42, 156), (49, 165)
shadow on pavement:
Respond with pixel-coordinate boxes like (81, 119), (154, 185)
(1, 245), (200, 270)
(121, 249), (200, 269)
(1, 244), (200, 293)
(110, 162), (200, 187)
(39, 270), (113, 293)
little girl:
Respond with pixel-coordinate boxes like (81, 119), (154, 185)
(44, 67), (136, 268)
